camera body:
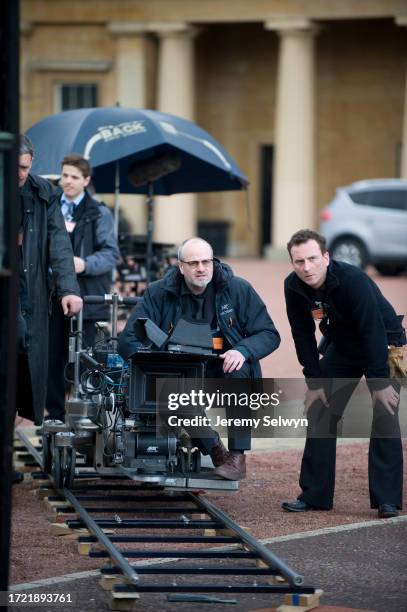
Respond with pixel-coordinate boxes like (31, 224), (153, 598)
(42, 300), (237, 491)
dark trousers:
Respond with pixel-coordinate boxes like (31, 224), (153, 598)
(46, 298), (98, 421)
(298, 345), (403, 510)
(16, 354), (34, 421)
(188, 360), (253, 455)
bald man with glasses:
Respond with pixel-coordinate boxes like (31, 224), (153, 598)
(119, 237), (280, 480)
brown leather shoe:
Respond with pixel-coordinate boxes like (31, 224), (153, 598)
(213, 452), (246, 480)
(209, 439), (229, 467)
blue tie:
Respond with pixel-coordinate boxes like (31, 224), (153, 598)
(65, 202), (75, 222)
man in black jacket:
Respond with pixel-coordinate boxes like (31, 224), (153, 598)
(282, 229), (405, 518)
(118, 237), (280, 480)
(17, 135), (82, 425)
(46, 154), (120, 421)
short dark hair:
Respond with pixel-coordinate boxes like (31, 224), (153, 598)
(61, 154), (92, 178)
(19, 134), (34, 157)
(287, 229), (327, 259)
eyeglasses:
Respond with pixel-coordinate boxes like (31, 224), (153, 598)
(180, 259), (214, 269)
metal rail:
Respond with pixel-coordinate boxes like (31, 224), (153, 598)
(15, 428), (44, 470)
(189, 492), (304, 586)
(16, 431), (316, 606)
(62, 485), (314, 598)
(62, 488), (139, 585)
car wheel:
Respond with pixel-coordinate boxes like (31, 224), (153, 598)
(375, 264), (406, 277)
(330, 238), (368, 269)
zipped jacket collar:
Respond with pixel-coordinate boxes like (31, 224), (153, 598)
(27, 173), (56, 202)
(286, 261), (340, 299)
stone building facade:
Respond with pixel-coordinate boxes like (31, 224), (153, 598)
(20, 0), (407, 255)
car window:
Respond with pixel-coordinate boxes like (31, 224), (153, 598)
(349, 189), (407, 211)
(349, 190), (371, 206)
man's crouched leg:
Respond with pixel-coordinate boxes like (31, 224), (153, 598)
(211, 362), (251, 480)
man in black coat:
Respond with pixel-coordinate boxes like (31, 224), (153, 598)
(282, 229), (405, 518)
(46, 154), (120, 421)
(118, 237), (281, 480)
(17, 135), (82, 428)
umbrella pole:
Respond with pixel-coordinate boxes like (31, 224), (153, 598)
(113, 160), (120, 238)
(145, 182), (154, 284)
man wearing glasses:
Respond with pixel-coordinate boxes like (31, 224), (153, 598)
(119, 237), (280, 480)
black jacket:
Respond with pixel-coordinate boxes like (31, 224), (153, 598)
(68, 191), (120, 320)
(19, 174), (80, 424)
(285, 260), (404, 387)
(118, 261), (280, 376)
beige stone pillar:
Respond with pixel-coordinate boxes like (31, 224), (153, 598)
(154, 24), (198, 245)
(396, 15), (407, 177)
(108, 22), (152, 108)
(20, 21), (33, 131)
(265, 19), (317, 250)
(108, 23), (152, 234)
(401, 72), (407, 178)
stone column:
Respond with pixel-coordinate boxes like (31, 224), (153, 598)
(265, 19), (318, 250)
(154, 23), (198, 244)
(396, 15), (407, 178)
(108, 22), (153, 109)
(20, 21), (33, 131)
(108, 23), (152, 234)
(401, 74), (407, 178)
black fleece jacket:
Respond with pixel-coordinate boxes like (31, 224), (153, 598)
(284, 260), (404, 387)
(118, 260), (280, 376)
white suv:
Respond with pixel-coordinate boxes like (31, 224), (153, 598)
(320, 179), (407, 275)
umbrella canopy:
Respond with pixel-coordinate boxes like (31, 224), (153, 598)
(27, 107), (248, 194)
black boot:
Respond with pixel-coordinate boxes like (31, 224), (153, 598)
(12, 470), (24, 484)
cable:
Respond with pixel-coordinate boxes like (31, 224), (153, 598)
(80, 369), (108, 394)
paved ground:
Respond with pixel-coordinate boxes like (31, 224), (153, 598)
(9, 518), (407, 612)
(10, 437), (407, 612)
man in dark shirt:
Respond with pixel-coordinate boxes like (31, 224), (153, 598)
(119, 237), (281, 480)
(282, 229), (405, 518)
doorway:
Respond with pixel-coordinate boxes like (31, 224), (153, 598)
(259, 144), (274, 255)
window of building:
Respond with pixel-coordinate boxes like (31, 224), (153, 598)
(57, 83), (98, 111)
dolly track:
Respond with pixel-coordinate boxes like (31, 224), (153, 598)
(15, 428), (316, 609)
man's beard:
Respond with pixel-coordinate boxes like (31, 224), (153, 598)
(192, 277), (210, 290)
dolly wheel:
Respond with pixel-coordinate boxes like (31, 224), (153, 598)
(63, 447), (76, 488)
(51, 446), (63, 489)
(191, 450), (201, 473)
(42, 433), (52, 474)
(177, 449), (187, 474)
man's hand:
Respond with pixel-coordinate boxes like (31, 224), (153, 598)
(304, 387), (329, 416)
(74, 256), (86, 274)
(372, 385), (399, 416)
(61, 295), (83, 316)
(220, 349), (246, 373)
